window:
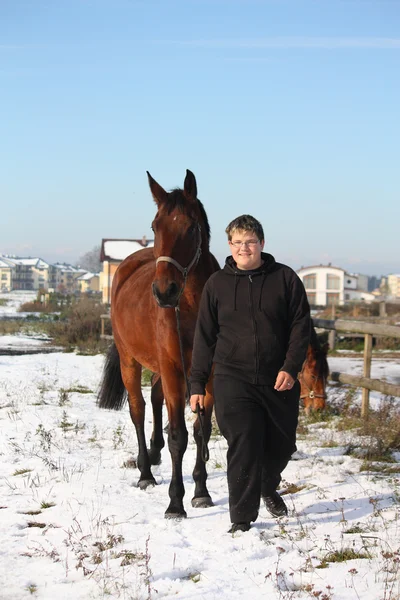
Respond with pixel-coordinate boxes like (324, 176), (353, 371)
(1, 274), (7, 280)
(345, 293), (350, 300)
(327, 293), (340, 306)
(303, 274), (316, 289)
(307, 292), (316, 305)
(327, 274), (340, 290)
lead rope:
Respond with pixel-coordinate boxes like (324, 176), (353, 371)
(175, 305), (209, 463)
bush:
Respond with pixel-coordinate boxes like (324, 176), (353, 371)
(47, 297), (105, 352)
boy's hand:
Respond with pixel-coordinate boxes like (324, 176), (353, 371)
(190, 394), (205, 413)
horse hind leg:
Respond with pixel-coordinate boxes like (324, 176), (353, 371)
(148, 374), (165, 466)
(121, 359), (156, 490)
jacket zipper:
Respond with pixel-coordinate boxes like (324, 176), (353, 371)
(248, 275), (259, 384)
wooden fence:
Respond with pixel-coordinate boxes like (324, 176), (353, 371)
(100, 313), (112, 340)
(313, 318), (400, 416)
(100, 313), (399, 416)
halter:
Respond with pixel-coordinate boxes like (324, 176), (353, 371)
(298, 360), (327, 402)
(154, 222), (209, 462)
(155, 223), (202, 291)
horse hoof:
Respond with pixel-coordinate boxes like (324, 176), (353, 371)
(164, 509), (187, 520)
(191, 496), (213, 508)
(138, 479), (156, 490)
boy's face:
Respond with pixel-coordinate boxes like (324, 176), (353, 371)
(228, 229), (264, 270)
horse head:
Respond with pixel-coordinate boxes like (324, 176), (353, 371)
(300, 335), (329, 414)
(147, 169), (209, 308)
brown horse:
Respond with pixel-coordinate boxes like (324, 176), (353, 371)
(98, 170), (219, 519)
(298, 326), (329, 414)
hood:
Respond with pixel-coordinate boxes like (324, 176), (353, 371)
(223, 252), (276, 276)
(222, 252), (277, 311)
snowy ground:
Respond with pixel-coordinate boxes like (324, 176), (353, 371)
(1, 293), (399, 599)
(0, 290), (38, 318)
(0, 346), (399, 600)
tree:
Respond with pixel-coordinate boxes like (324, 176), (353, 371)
(78, 245), (101, 273)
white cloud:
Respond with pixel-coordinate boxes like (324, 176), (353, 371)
(162, 37), (400, 50)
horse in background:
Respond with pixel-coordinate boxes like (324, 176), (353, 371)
(298, 326), (329, 415)
(98, 170), (219, 519)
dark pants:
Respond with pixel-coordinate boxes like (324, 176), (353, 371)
(213, 376), (300, 524)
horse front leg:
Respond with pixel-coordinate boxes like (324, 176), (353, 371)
(148, 374), (165, 465)
(191, 384), (213, 508)
(121, 360), (156, 489)
(162, 372), (188, 519)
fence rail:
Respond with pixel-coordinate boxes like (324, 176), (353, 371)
(313, 318), (400, 416)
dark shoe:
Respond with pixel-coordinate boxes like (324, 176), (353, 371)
(228, 522), (250, 533)
(262, 491), (288, 518)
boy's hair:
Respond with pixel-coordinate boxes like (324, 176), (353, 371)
(225, 215), (264, 242)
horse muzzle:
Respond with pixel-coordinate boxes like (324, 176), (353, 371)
(152, 281), (181, 308)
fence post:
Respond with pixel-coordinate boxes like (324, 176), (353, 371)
(328, 329), (336, 351)
(361, 333), (373, 418)
(101, 315), (105, 338)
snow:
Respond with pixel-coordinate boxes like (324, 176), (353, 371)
(0, 291), (37, 317)
(0, 346), (399, 599)
(103, 240), (154, 261)
(1, 291), (399, 598)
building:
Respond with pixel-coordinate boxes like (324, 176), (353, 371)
(48, 263), (87, 294)
(297, 264), (375, 306)
(387, 274), (400, 299)
(100, 236), (154, 304)
(77, 272), (100, 293)
(0, 257), (15, 292)
(5, 258), (50, 291)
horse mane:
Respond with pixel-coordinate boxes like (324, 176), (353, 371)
(309, 324), (330, 380)
(165, 188), (211, 242)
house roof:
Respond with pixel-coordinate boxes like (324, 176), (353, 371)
(100, 238), (154, 262)
(51, 263), (84, 273)
(77, 272), (99, 281)
(4, 257), (49, 268)
(297, 264), (346, 273)
(0, 258), (14, 268)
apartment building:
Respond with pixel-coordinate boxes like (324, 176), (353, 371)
(297, 264), (375, 306)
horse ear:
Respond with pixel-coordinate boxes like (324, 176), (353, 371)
(183, 169), (197, 202)
(147, 172), (168, 206)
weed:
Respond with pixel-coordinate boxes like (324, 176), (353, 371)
(141, 368), (153, 386)
(26, 583), (38, 594)
(27, 521), (46, 529)
(317, 548), (370, 568)
(112, 425), (125, 449)
(121, 458), (137, 469)
(59, 411), (74, 432)
(186, 572), (201, 583)
(114, 550), (146, 566)
(88, 425), (98, 443)
(63, 385), (93, 394)
(40, 501), (56, 509)
(281, 482), (307, 495)
(93, 533), (125, 552)
(58, 389), (69, 406)
(344, 524), (365, 534)
(13, 468), (33, 476)
(360, 461), (399, 473)
(35, 424), (52, 452)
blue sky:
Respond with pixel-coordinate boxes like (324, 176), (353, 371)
(1, 0), (399, 275)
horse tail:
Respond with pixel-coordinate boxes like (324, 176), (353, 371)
(98, 343), (127, 410)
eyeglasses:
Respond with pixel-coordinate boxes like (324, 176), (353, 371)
(229, 240), (259, 248)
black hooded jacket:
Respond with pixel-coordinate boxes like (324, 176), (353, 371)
(190, 252), (311, 394)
